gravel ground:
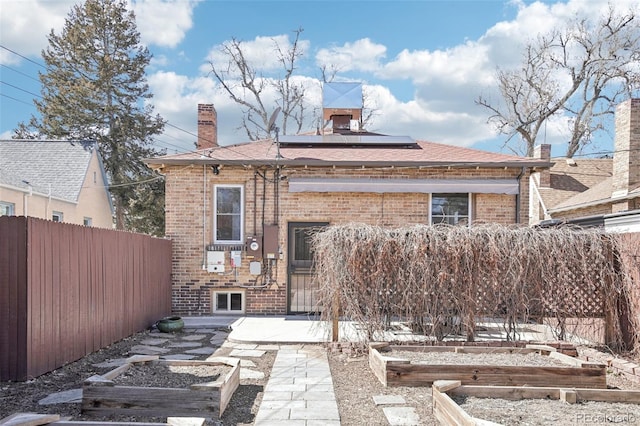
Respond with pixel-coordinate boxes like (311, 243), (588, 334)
(3, 330), (640, 426)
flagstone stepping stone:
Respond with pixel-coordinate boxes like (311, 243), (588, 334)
(229, 349), (266, 358)
(240, 369), (265, 380)
(233, 343), (258, 350)
(181, 334), (207, 341)
(382, 407), (420, 426)
(162, 354), (197, 360)
(373, 395), (406, 406)
(38, 388), (82, 405)
(130, 345), (171, 355)
(210, 336), (228, 345)
(185, 347), (216, 355)
(140, 338), (169, 346)
(168, 342), (202, 348)
(150, 332), (178, 338)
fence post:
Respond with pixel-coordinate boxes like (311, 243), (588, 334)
(332, 292), (339, 342)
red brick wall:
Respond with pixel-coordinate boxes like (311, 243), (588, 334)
(164, 164), (530, 315)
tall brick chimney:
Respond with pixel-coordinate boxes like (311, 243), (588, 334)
(612, 99), (640, 200)
(197, 104), (217, 149)
(533, 144), (551, 188)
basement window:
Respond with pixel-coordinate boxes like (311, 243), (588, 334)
(212, 290), (245, 314)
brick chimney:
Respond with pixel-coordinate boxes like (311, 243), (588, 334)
(612, 99), (640, 202)
(197, 104), (217, 149)
(533, 144), (551, 188)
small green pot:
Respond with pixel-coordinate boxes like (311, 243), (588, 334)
(156, 316), (184, 333)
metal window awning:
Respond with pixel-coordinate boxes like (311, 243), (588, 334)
(288, 178), (519, 194)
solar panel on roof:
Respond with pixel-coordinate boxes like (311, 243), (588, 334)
(278, 134), (417, 147)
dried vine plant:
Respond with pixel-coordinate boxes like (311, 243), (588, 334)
(311, 223), (634, 350)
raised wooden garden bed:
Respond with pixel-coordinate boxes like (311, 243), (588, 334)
(432, 379), (640, 426)
(369, 342), (606, 388)
(82, 355), (240, 418)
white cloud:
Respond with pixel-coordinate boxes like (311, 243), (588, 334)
(204, 34), (312, 76)
(315, 38), (387, 73)
(0, 0), (74, 64)
(130, 0), (199, 48)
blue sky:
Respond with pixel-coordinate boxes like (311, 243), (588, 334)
(0, 0), (636, 157)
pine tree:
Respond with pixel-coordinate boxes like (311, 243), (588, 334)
(14, 0), (165, 234)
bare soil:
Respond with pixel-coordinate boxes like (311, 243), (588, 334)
(0, 329), (273, 426)
(2, 330), (640, 426)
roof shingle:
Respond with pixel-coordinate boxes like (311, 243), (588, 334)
(0, 140), (98, 202)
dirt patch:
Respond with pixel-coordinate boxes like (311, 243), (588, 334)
(3, 331), (640, 426)
(113, 363), (234, 387)
(0, 329), (274, 426)
(455, 396), (640, 425)
(389, 350), (570, 367)
(328, 352), (436, 426)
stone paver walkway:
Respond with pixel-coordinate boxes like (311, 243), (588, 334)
(254, 346), (340, 426)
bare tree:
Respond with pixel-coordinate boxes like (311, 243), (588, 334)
(208, 27), (307, 140)
(477, 5), (640, 157)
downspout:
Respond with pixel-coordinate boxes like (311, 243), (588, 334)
(515, 167), (525, 224)
(202, 164), (207, 270)
(22, 181), (32, 217)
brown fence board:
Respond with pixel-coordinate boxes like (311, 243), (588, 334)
(0, 217), (172, 381)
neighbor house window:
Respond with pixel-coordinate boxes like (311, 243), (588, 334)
(0, 202), (15, 216)
(52, 211), (63, 222)
(83, 217), (92, 226)
(212, 290), (245, 314)
(431, 193), (470, 226)
(214, 185), (243, 244)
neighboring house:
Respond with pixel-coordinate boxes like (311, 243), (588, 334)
(0, 140), (113, 228)
(144, 83), (548, 316)
(530, 98), (640, 232)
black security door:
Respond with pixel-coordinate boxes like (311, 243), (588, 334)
(287, 222), (327, 314)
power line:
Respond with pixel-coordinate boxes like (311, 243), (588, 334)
(0, 81), (42, 99)
(1, 64), (40, 82)
(0, 45), (261, 159)
(0, 45), (46, 69)
(0, 92), (33, 107)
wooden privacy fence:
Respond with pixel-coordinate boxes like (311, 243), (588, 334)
(0, 216), (172, 381)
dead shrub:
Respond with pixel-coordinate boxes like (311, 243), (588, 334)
(312, 223), (636, 351)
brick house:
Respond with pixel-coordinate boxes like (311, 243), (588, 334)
(530, 98), (640, 232)
(145, 86), (549, 316)
(0, 140), (113, 228)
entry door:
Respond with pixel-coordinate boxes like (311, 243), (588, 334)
(288, 222), (327, 314)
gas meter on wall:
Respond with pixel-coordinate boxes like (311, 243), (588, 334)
(207, 251), (225, 273)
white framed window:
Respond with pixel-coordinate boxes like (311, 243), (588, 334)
(430, 193), (471, 226)
(83, 217), (93, 226)
(0, 201), (15, 216)
(52, 211), (64, 222)
(214, 184), (244, 244)
(212, 290), (245, 314)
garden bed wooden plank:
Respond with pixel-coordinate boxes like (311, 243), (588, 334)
(370, 344), (606, 388)
(434, 382), (640, 426)
(81, 359), (239, 418)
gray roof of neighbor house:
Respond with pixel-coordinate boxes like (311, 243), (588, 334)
(144, 137), (550, 169)
(0, 140), (106, 202)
